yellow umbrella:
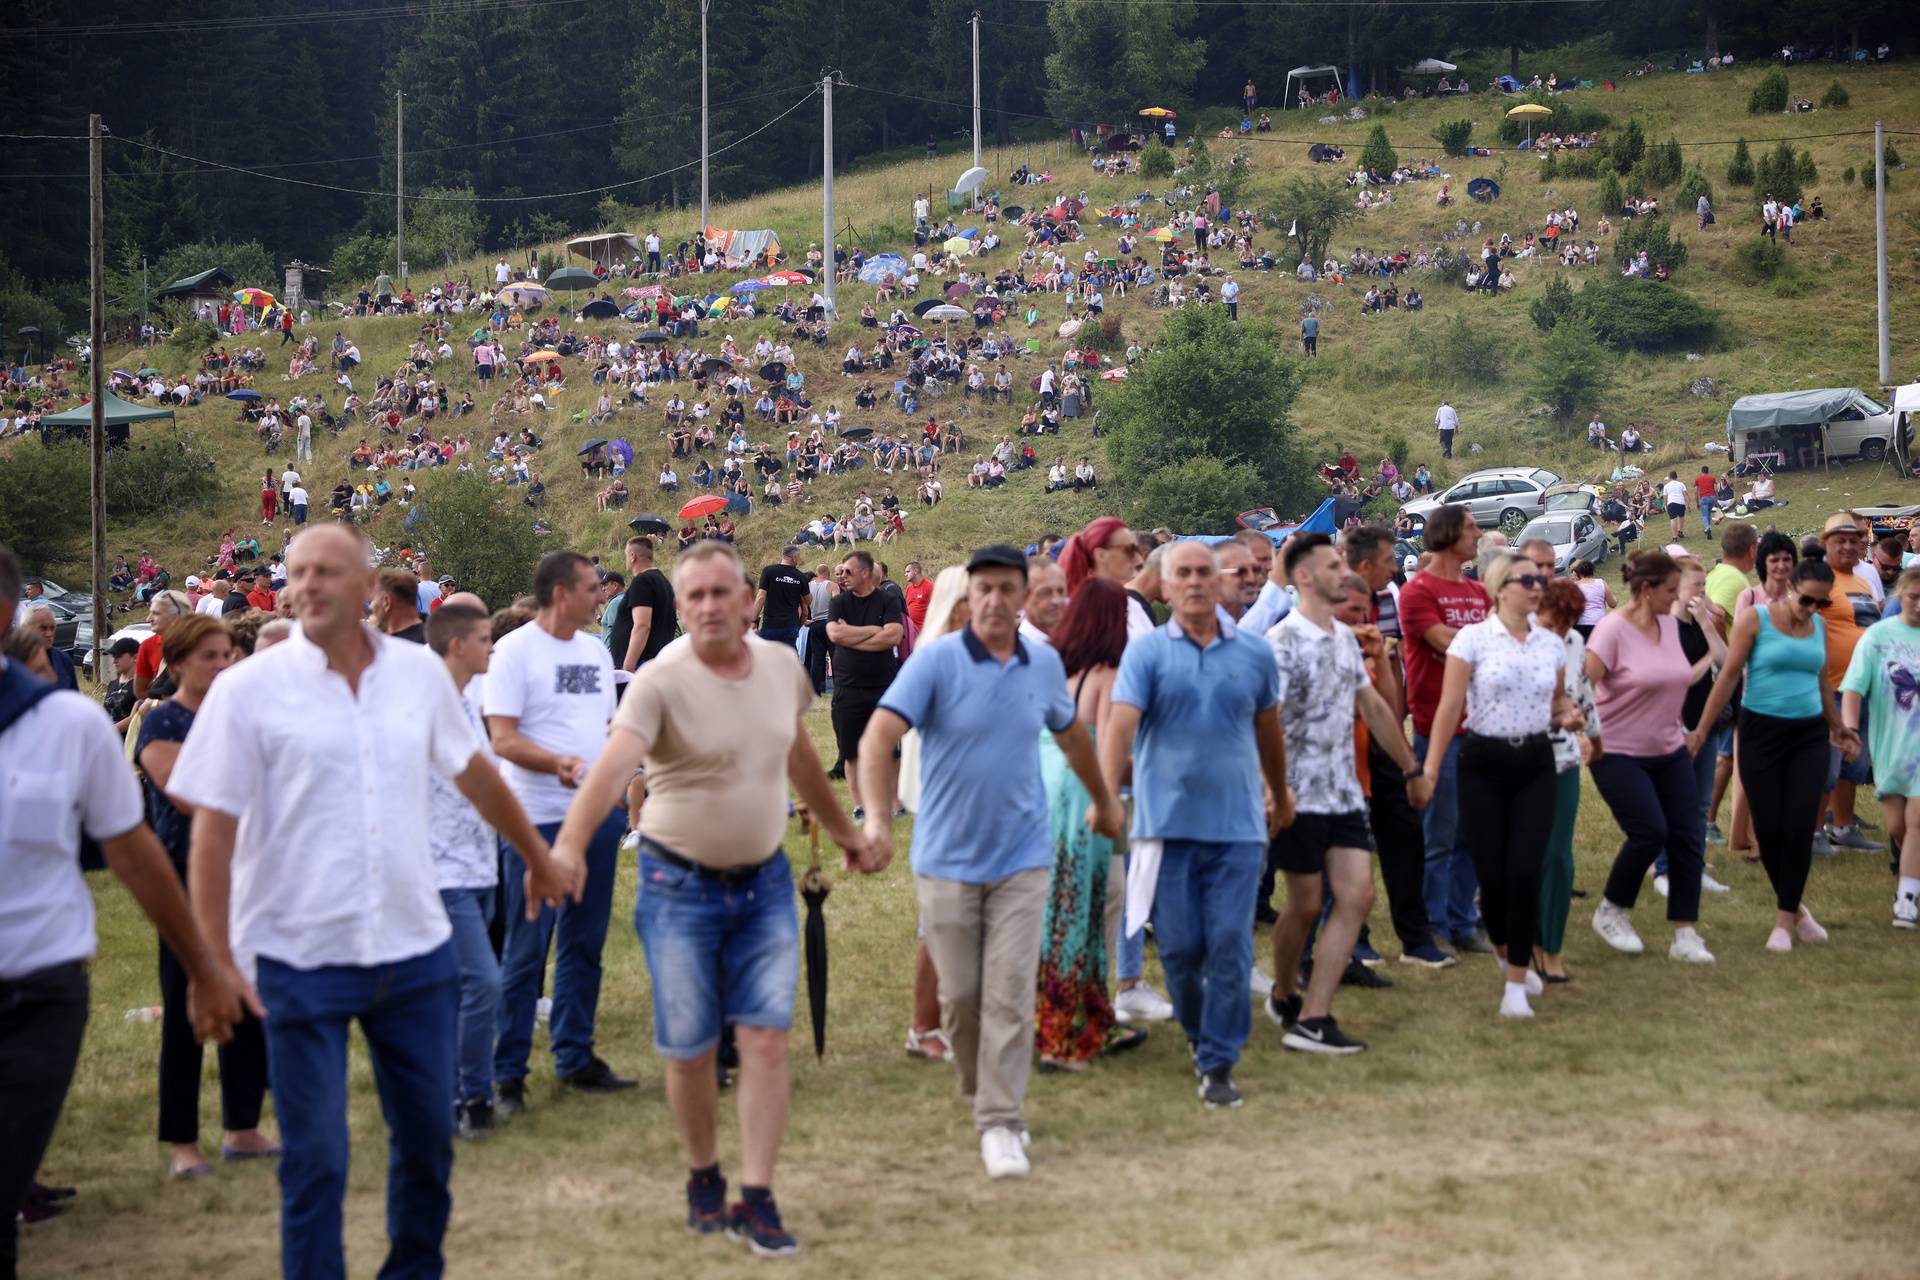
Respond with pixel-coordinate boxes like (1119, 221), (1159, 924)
(943, 236), (972, 255)
(1505, 103), (1553, 118)
(1137, 107), (1177, 118)
(521, 350), (562, 363)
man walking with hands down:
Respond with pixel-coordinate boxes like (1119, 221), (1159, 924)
(858, 546), (1123, 1180)
(486, 551), (638, 1112)
(171, 524), (570, 1279)
(1100, 541), (1293, 1110)
(1265, 535), (1431, 1056)
(551, 541), (872, 1256)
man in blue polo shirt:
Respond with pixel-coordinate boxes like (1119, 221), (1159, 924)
(1099, 540), (1292, 1111)
(859, 545), (1122, 1181)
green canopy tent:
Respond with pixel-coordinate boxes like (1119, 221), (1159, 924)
(39, 390), (175, 447)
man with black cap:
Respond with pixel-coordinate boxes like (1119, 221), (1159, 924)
(858, 545), (1123, 1180)
(103, 636), (142, 730)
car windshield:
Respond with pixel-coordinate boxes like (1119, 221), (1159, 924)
(1530, 521), (1575, 543)
(1854, 394), (1888, 417)
(1533, 470), (1562, 488)
(1544, 491), (1592, 512)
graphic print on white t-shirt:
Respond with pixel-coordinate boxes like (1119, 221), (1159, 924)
(483, 622), (617, 823)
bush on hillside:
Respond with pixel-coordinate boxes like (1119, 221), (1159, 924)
(1596, 170), (1623, 215)
(1216, 147), (1254, 207)
(1843, 166), (1855, 185)
(1754, 139), (1802, 205)
(1271, 174), (1360, 269)
(1418, 313), (1506, 385)
(1676, 166), (1713, 212)
(1727, 139), (1755, 186)
(1609, 117), (1647, 175)
(1731, 238), (1815, 296)
(1529, 313), (1612, 420)
(1539, 152), (1559, 181)
(106, 432), (219, 519)
(328, 231), (394, 289)
(1822, 80), (1849, 108)
(1358, 124), (1397, 175)
(1384, 431), (1410, 472)
(1572, 276), (1718, 352)
(1641, 137), (1683, 188)
(152, 240), (278, 293)
(1616, 216), (1689, 271)
(164, 317), (220, 354)
(1558, 150), (1602, 180)
(1140, 137), (1174, 179)
(1749, 68), (1790, 114)
(1530, 274), (1576, 332)
(1186, 137), (1213, 179)
(1126, 454), (1269, 535)
(0, 442), (89, 569)
(408, 472), (545, 613)
(1795, 150), (1818, 186)
(1431, 119), (1474, 158)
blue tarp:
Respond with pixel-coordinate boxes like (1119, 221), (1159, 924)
(1177, 497), (1341, 546)
(858, 254), (908, 284)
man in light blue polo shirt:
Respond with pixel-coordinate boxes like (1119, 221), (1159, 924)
(859, 544), (1122, 1181)
(1099, 540), (1292, 1111)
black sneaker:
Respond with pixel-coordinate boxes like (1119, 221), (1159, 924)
(1283, 1015), (1367, 1056)
(687, 1171), (728, 1235)
(1264, 992), (1301, 1031)
(1197, 1067), (1243, 1110)
(456, 1098), (498, 1141)
(494, 1079), (528, 1117)
(1340, 958), (1395, 989)
(559, 1056), (638, 1093)
(728, 1195), (800, 1257)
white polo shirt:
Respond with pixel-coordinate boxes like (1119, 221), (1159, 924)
(0, 673), (145, 980)
(169, 624), (479, 979)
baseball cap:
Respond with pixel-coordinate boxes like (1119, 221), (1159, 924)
(185, 574), (200, 587)
(437, 575), (455, 586)
(966, 544), (1029, 576)
(109, 637), (141, 658)
(1821, 512), (1865, 538)
(1663, 543), (1694, 559)
(1402, 553), (1418, 571)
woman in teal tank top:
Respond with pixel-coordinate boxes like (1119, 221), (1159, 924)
(1690, 560), (1863, 954)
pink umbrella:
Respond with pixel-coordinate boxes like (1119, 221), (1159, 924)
(945, 281), (973, 299)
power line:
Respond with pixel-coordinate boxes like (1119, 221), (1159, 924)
(14, 0), (594, 39)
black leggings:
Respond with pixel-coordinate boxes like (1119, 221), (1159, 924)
(1457, 734), (1558, 966)
(1736, 709), (1828, 913)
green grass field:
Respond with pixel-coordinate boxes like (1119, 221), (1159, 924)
(14, 51), (1920, 1279)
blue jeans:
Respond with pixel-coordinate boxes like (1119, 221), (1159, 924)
(256, 943), (457, 1280)
(1699, 495), (1717, 535)
(756, 626), (800, 649)
(494, 808), (624, 1083)
(1152, 839), (1262, 1074)
(1412, 733), (1482, 939)
(633, 842), (798, 1059)
(1660, 724), (1730, 875)
(439, 888), (500, 1105)
(1117, 845), (1145, 983)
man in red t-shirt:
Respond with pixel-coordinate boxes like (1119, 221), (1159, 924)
(1396, 503), (1492, 955)
(245, 568), (277, 613)
(902, 560), (934, 629)
(1692, 465), (1718, 538)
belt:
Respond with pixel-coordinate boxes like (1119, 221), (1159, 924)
(1466, 731), (1550, 749)
(641, 838), (780, 886)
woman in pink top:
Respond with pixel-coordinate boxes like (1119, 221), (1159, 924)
(1570, 558), (1613, 638)
(1582, 551), (1718, 964)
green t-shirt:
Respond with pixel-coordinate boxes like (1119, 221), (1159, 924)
(1839, 616), (1920, 798)
(1704, 562), (1750, 622)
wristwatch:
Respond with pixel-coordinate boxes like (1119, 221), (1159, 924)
(1402, 766), (1424, 782)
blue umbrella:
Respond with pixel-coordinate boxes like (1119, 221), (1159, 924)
(227, 389), (262, 401)
(730, 279), (774, 293)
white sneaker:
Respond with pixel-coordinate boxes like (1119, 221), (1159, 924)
(1499, 989), (1534, 1019)
(1669, 930), (1716, 964)
(1524, 968), (1544, 997)
(1591, 901), (1645, 954)
(980, 1126), (1030, 1180)
(1653, 874), (1670, 898)
(1701, 871), (1732, 894)
(535, 996), (552, 1025)
(1113, 984), (1174, 1023)
(1248, 967), (1274, 998)
(1894, 894), (1919, 930)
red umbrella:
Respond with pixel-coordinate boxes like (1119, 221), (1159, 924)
(945, 281), (973, 299)
(678, 495), (730, 520)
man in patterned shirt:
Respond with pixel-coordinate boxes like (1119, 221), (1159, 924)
(1264, 534), (1430, 1057)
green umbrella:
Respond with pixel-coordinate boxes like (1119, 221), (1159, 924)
(137, 366), (160, 377)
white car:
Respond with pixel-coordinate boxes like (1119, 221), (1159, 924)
(80, 621), (154, 674)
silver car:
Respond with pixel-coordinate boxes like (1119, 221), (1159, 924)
(1399, 466), (1563, 536)
(1516, 509), (1610, 574)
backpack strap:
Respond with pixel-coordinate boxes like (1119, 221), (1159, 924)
(0, 659), (58, 739)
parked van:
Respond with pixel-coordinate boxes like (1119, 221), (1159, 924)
(1726, 388), (1905, 466)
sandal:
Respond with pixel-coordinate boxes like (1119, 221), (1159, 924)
(1038, 1055), (1089, 1075)
(903, 1027), (952, 1062)
(1101, 1026), (1149, 1055)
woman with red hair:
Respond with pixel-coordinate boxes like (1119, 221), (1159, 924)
(1060, 516), (1142, 598)
(1036, 579), (1145, 1070)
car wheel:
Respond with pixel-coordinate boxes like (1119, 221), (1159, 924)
(1499, 508), (1528, 534)
(1860, 439), (1886, 462)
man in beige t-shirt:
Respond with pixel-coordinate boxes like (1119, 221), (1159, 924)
(549, 540), (873, 1257)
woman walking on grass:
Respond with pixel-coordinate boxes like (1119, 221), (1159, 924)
(1036, 579), (1145, 1071)
(1533, 580), (1602, 983)
(1688, 559), (1857, 952)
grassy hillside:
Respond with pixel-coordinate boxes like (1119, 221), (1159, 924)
(25, 55), (1920, 593)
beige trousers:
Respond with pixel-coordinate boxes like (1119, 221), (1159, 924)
(915, 868), (1050, 1134)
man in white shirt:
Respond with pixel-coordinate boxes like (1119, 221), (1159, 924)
(0, 544), (247, 1273)
(484, 551), (636, 1111)
(1661, 471), (1690, 541)
(1435, 400), (1460, 459)
(170, 524), (563, 1278)
(288, 483), (310, 527)
(644, 230), (662, 274)
(295, 410), (313, 462)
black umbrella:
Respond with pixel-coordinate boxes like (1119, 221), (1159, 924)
(580, 298), (619, 319)
(911, 298), (943, 317)
(759, 361), (787, 383)
(634, 330), (671, 344)
(698, 356), (732, 377)
(1003, 205), (1026, 220)
(837, 423), (874, 439)
(576, 437), (610, 455)
(799, 813), (830, 1059)
(627, 513), (671, 535)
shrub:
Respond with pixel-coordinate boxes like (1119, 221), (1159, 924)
(1432, 119), (1474, 158)
(1749, 68), (1790, 115)
(1822, 79), (1849, 108)
(1530, 274), (1576, 332)
(1795, 150), (1818, 186)
(1754, 139), (1802, 206)
(1187, 137), (1213, 179)
(1888, 142), (1904, 167)
(1624, 169), (1647, 202)
(1731, 238), (1814, 295)
(1539, 152), (1559, 181)
(164, 317), (220, 354)
(1597, 170), (1623, 214)
(409, 472), (546, 612)
(1529, 314), (1613, 420)
(1418, 314), (1506, 385)
(106, 432), (219, 519)
(1558, 150), (1602, 180)
(1358, 124), (1397, 175)
(0, 441), (88, 568)
(328, 231), (393, 288)
(1676, 166), (1713, 211)
(1127, 455), (1268, 534)
(1727, 139), (1755, 186)
(1611, 117), (1647, 174)
(1862, 159), (1890, 191)
(1641, 137), (1683, 188)
(1431, 251), (1469, 288)
(1843, 166), (1855, 185)
(1097, 312), (1124, 348)
(1139, 137), (1173, 179)
(1616, 216), (1689, 271)
(1385, 431), (1410, 472)
(1572, 276), (1718, 351)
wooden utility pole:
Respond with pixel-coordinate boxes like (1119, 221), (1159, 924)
(89, 113), (107, 681)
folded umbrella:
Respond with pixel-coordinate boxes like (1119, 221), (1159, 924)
(800, 813), (830, 1059)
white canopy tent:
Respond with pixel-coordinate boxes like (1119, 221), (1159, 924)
(566, 232), (642, 267)
(1400, 58), (1458, 75)
(1284, 65), (1342, 108)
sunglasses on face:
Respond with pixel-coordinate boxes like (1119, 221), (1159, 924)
(1797, 592), (1831, 609)
(1510, 574), (1548, 590)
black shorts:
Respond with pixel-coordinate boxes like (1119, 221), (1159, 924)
(831, 687), (884, 761)
(1666, 502), (1686, 520)
(1267, 809), (1374, 876)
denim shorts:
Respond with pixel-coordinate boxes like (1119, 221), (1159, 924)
(633, 842), (797, 1059)
(1825, 694), (1873, 789)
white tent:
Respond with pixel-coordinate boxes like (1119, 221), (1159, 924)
(1284, 65), (1342, 108)
(1400, 58), (1458, 75)
(566, 232), (642, 267)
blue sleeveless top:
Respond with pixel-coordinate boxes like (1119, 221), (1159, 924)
(1745, 606), (1825, 719)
